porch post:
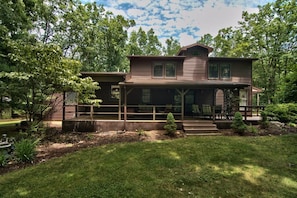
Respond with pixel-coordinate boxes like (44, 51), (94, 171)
(62, 92), (66, 120)
(176, 89), (186, 121)
(124, 86), (127, 130)
(118, 86), (121, 120)
(181, 90), (184, 120)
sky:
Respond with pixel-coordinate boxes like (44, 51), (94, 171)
(81, 0), (275, 46)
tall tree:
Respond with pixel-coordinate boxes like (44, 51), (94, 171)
(240, 0), (297, 103)
(162, 37), (181, 55)
(0, 0), (100, 120)
(198, 34), (214, 47)
(126, 27), (162, 56)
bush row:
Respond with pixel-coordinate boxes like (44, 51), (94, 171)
(264, 103), (297, 124)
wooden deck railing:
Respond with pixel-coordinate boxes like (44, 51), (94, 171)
(74, 104), (265, 121)
(76, 104), (182, 120)
(239, 105), (265, 121)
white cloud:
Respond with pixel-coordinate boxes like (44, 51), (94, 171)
(179, 32), (197, 46)
(82, 0), (274, 46)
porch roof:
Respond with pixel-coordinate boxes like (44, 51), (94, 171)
(119, 79), (250, 88)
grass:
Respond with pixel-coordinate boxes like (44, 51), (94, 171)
(1, 135), (297, 197)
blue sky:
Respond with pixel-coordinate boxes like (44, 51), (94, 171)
(81, 0), (275, 46)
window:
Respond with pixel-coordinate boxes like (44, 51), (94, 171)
(65, 92), (77, 105)
(142, 89), (151, 103)
(208, 63), (231, 80)
(208, 64), (219, 79)
(165, 63), (176, 77)
(111, 85), (120, 100)
(220, 64), (230, 79)
(153, 64), (163, 77)
(153, 62), (176, 78)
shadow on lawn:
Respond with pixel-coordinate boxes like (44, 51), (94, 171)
(152, 136), (297, 197)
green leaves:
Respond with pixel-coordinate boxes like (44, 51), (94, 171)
(199, 0), (297, 104)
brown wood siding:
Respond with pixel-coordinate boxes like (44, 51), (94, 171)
(44, 93), (75, 121)
(130, 59), (154, 80)
(129, 58), (184, 80)
(231, 61), (252, 84)
(208, 60), (252, 84)
(97, 82), (120, 105)
(179, 56), (208, 81)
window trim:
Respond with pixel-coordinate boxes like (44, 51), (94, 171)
(220, 64), (231, 79)
(153, 64), (163, 78)
(165, 63), (176, 78)
(208, 63), (231, 80)
(152, 62), (176, 79)
(142, 89), (151, 103)
(208, 63), (219, 79)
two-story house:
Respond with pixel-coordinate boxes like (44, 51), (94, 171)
(60, 43), (257, 132)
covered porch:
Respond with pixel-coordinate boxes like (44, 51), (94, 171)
(62, 82), (264, 132)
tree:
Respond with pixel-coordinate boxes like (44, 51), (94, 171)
(0, 1), (100, 121)
(126, 27), (162, 56)
(145, 28), (162, 55)
(164, 112), (177, 137)
(198, 34), (214, 47)
(231, 112), (247, 135)
(239, 0), (297, 103)
(1, 41), (99, 121)
(201, 0), (297, 104)
(162, 37), (181, 55)
(51, 2), (134, 72)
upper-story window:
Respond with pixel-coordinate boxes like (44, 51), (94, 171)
(220, 64), (231, 79)
(208, 64), (219, 79)
(208, 63), (230, 80)
(153, 62), (176, 78)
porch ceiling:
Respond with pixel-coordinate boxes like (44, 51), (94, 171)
(119, 79), (250, 88)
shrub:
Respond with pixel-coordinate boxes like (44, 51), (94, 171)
(264, 103), (297, 123)
(19, 121), (46, 140)
(231, 112), (247, 135)
(0, 151), (8, 167)
(14, 139), (39, 163)
(247, 124), (259, 134)
(260, 111), (269, 129)
(164, 112), (177, 137)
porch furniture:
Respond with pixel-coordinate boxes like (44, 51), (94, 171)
(192, 104), (200, 117)
(202, 104), (212, 119)
(137, 105), (151, 113)
(214, 105), (223, 119)
(164, 104), (173, 113)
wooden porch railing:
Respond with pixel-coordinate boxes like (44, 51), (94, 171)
(74, 104), (265, 121)
(76, 104), (182, 120)
(239, 105), (265, 121)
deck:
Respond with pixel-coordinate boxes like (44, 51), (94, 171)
(62, 114), (261, 133)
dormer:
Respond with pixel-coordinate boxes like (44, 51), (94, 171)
(176, 43), (213, 57)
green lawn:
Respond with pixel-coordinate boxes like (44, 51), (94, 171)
(1, 135), (297, 197)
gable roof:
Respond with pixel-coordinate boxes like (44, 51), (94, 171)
(176, 43), (213, 56)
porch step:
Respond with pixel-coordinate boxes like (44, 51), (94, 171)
(182, 120), (221, 136)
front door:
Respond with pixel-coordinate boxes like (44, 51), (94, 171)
(184, 90), (195, 116)
(239, 89), (247, 111)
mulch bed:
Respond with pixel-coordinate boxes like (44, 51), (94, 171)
(1, 125), (296, 176)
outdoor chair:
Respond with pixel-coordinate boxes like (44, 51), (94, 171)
(164, 104), (173, 113)
(202, 104), (212, 119)
(192, 104), (200, 118)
